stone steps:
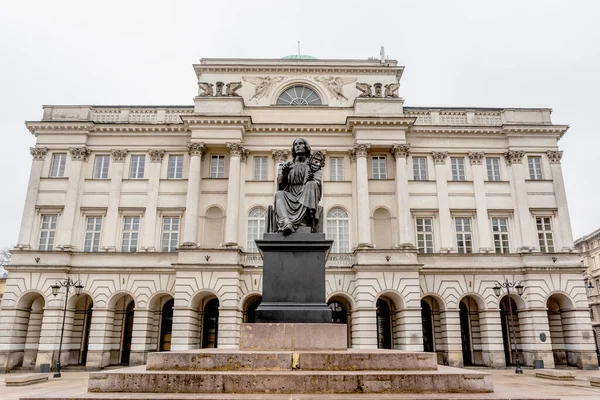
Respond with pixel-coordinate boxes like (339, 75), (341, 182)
(86, 365), (493, 394)
(146, 349), (438, 371)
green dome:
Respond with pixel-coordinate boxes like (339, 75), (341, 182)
(281, 54), (318, 60)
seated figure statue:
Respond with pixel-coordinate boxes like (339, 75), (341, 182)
(267, 138), (325, 235)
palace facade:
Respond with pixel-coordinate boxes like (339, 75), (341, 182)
(575, 228), (600, 356)
(1, 56), (597, 372)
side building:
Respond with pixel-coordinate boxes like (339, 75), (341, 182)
(0, 56), (596, 372)
(575, 228), (600, 357)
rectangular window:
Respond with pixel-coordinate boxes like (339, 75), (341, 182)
(167, 155), (183, 179)
(93, 155), (110, 179)
(536, 216), (554, 252)
(50, 153), (66, 177)
(121, 216), (140, 252)
(253, 157), (268, 181)
(528, 156), (543, 180)
(161, 217), (180, 252)
(83, 216), (103, 252)
(330, 157), (344, 181)
(486, 158), (501, 181)
(455, 217), (473, 254)
(492, 217), (510, 254)
(415, 218), (434, 254)
(451, 157), (466, 181)
(210, 155), (225, 178)
(371, 156), (387, 179)
(413, 157), (428, 180)
(38, 215), (58, 250)
(129, 155), (145, 179)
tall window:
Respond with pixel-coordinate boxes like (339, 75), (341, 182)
(93, 155), (110, 179)
(536, 217), (554, 252)
(167, 155), (183, 179)
(38, 215), (58, 250)
(246, 207), (267, 253)
(413, 157), (428, 180)
(415, 217), (434, 254)
(327, 207), (349, 253)
(451, 157), (466, 181)
(50, 153), (66, 177)
(372, 156), (387, 179)
(129, 155), (145, 179)
(253, 157), (268, 181)
(161, 217), (180, 252)
(455, 217), (473, 254)
(528, 156), (543, 180)
(330, 157), (344, 181)
(83, 216), (103, 252)
(210, 155), (225, 178)
(486, 158), (501, 181)
(121, 216), (140, 252)
(492, 217), (510, 254)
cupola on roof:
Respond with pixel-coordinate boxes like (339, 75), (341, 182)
(281, 54), (318, 60)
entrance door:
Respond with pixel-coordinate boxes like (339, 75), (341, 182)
(421, 300), (434, 353)
(121, 301), (135, 364)
(459, 302), (473, 366)
(159, 299), (174, 351)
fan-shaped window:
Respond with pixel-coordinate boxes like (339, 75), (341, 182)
(277, 86), (322, 106)
(327, 207), (349, 253)
(247, 207), (267, 253)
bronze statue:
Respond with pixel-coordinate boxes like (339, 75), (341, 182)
(267, 138), (324, 235)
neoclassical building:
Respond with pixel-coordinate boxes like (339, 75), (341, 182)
(0, 55), (597, 373)
(575, 228), (600, 356)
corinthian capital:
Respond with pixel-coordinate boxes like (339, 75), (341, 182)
(504, 150), (524, 165)
(272, 150), (289, 163)
(350, 143), (371, 159)
(111, 149), (128, 163)
(70, 147), (91, 162)
(30, 147), (48, 161)
(187, 142), (205, 157)
(226, 142), (245, 157)
(546, 150), (563, 164)
(149, 149), (165, 163)
(468, 152), (485, 165)
(432, 151), (448, 164)
(391, 144), (410, 159)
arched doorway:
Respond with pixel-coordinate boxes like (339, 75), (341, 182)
(243, 295), (261, 323)
(202, 298), (219, 348)
(159, 299), (174, 351)
(459, 296), (484, 366)
(421, 300), (434, 353)
(376, 298), (393, 349)
(500, 295), (523, 366)
(16, 293), (45, 369)
(70, 294), (93, 365)
(547, 293), (575, 366)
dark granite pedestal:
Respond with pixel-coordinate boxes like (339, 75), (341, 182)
(255, 233), (333, 323)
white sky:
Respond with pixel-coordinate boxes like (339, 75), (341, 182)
(0, 0), (599, 252)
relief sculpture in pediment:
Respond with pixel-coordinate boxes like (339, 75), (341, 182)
(313, 76), (357, 101)
(242, 76), (284, 101)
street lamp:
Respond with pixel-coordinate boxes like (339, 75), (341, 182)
(50, 278), (84, 378)
(493, 279), (524, 374)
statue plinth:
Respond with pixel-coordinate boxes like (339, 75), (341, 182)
(255, 233), (333, 323)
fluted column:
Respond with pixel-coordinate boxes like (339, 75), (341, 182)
(101, 149), (127, 251)
(505, 150), (535, 251)
(141, 150), (164, 251)
(469, 152), (493, 252)
(182, 143), (205, 248)
(58, 147), (90, 250)
(272, 150), (289, 193)
(350, 144), (372, 248)
(392, 144), (414, 248)
(16, 147), (48, 249)
(223, 143), (244, 247)
(433, 152), (453, 252)
(547, 150), (574, 250)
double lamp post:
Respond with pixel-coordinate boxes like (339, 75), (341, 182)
(493, 279), (524, 374)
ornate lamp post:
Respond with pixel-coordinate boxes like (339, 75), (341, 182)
(493, 279), (524, 374)
(50, 278), (84, 378)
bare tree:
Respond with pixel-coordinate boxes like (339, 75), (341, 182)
(0, 248), (10, 278)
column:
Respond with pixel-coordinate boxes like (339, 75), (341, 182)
(397, 307), (424, 351)
(85, 308), (115, 369)
(16, 147), (48, 249)
(272, 150), (289, 193)
(101, 149), (127, 251)
(181, 142), (204, 248)
(478, 309), (506, 368)
(57, 147), (90, 250)
(547, 151), (574, 250)
(170, 303), (199, 351)
(433, 152), (453, 252)
(129, 309), (153, 366)
(141, 149), (164, 251)
(505, 150), (535, 251)
(223, 143), (244, 247)
(469, 152), (493, 252)
(440, 309), (463, 367)
(351, 144), (372, 248)
(391, 144), (414, 248)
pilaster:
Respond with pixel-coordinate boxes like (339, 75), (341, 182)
(547, 151), (574, 250)
(468, 152), (493, 252)
(350, 144), (372, 248)
(440, 310), (463, 367)
(391, 144), (414, 248)
(223, 143), (244, 247)
(101, 149), (127, 251)
(505, 150), (535, 251)
(16, 147), (48, 249)
(58, 147), (90, 250)
(181, 142), (205, 248)
(432, 152), (453, 252)
(141, 150), (164, 251)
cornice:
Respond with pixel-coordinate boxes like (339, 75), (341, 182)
(503, 124), (569, 137)
(194, 65), (402, 77)
(409, 125), (503, 135)
(246, 124), (348, 134)
(25, 121), (94, 135)
(346, 117), (415, 131)
(92, 125), (188, 133)
(180, 115), (251, 130)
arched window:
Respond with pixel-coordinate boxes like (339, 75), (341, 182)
(247, 207), (267, 253)
(327, 207), (349, 253)
(277, 86), (322, 105)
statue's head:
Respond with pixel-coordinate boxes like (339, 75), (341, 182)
(291, 138), (311, 159)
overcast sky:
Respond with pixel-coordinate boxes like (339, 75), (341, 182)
(0, 0), (599, 253)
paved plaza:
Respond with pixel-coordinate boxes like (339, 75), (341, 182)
(2, 367), (600, 400)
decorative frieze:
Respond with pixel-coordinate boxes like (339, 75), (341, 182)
(272, 150), (289, 163)
(69, 147), (91, 162)
(187, 142), (205, 157)
(149, 149), (165, 163)
(432, 151), (448, 164)
(468, 152), (485, 164)
(391, 144), (410, 159)
(30, 147), (48, 161)
(226, 142), (245, 157)
(111, 149), (128, 163)
(504, 150), (524, 165)
(546, 150), (563, 164)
